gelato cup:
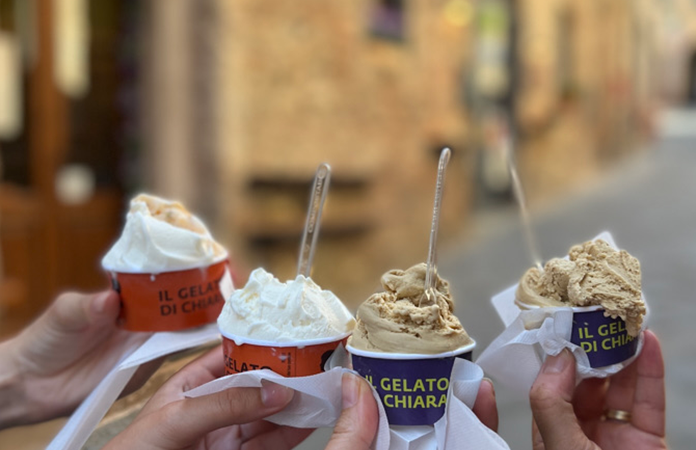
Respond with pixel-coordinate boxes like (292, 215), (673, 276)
(515, 300), (639, 368)
(221, 330), (351, 377)
(347, 341), (476, 426)
(513, 238), (645, 368)
(110, 258), (231, 332)
(569, 305), (639, 367)
(102, 194), (232, 331)
(217, 268), (356, 376)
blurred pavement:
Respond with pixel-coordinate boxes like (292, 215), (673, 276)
(443, 109), (696, 449)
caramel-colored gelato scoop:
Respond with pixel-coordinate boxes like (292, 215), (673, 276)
(102, 194), (227, 273)
(133, 194), (209, 235)
(516, 239), (645, 336)
(349, 263), (472, 354)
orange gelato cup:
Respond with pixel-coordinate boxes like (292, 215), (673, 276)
(220, 330), (351, 377)
(109, 259), (231, 332)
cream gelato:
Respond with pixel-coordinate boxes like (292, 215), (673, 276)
(349, 263), (472, 354)
(217, 268), (355, 342)
(102, 194), (227, 273)
(516, 239), (645, 336)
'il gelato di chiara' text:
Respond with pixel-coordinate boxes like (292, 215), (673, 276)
(574, 319), (635, 353)
(224, 355), (273, 373)
(157, 281), (224, 316)
(364, 375), (450, 409)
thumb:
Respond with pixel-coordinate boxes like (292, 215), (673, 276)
(473, 378), (499, 432)
(13, 290), (122, 375)
(529, 349), (592, 450)
(326, 373), (379, 450)
(532, 417), (546, 450)
(48, 290), (120, 333)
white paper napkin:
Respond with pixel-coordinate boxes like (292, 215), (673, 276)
(185, 358), (510, 450)
(475, 231), (646, 396)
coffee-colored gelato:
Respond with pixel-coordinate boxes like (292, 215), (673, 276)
(516, 239), (645, 336)
(349, 263), (472, 354)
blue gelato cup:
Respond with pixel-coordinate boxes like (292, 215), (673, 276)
(347, 341), (475, 426)
(570, 305), (639, 367)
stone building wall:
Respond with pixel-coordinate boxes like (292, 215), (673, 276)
(215, 0), (475, 307)
(139, 0), (659, 306)
(514, 0), (658, 205)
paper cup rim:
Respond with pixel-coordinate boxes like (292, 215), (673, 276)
(515, 296), (650, 323)
(515, 298), (607, 313)
(219, 328), (353, 348)
(103, 254), (229, 274)
(346, 340), (476, 360)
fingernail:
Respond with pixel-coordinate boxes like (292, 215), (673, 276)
(342, 373), (360, 409)
(260, 380), (294, 407)
(542, 349), (573, 374)
(482, 377), (496, 397)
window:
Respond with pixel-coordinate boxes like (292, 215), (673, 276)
(370, 0), (405, 41)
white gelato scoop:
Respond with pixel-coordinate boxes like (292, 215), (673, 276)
(102, 194), (227, 273)
(218, 268), (355, 342)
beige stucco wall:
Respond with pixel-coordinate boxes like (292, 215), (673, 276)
(215, 0), (475, 306)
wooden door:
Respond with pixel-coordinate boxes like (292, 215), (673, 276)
(0, 0), (130, 338)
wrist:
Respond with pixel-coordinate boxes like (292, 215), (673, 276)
(0, 338), (29, 429)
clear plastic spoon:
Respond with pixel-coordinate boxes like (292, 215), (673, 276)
(297, 163), (331, 277)
(422, 148), (451, 305)
(505, 144), (543, 272)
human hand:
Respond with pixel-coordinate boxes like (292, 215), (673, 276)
(0, 290), (153, 428)
(529, 330), (667, 450)
(473, 377), (499, 432)
(323, 365), (499, 446)
(105, 346), (380, 450)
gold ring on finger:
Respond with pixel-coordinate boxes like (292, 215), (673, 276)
(604, 409), (632, 423)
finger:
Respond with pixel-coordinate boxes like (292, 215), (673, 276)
(14, 291), (121, 373)
(237, 419), (312, 444)
(236, 420), (314, 448)
(149, 381), (294, 446)
(242, 426), (314, 450)
(631, 330), (665, 437)
(46, 292), (93, 332)
(572, 377), (606, 438)
(529, 350), (589, 450)
(89, 290), (121, 323)
(50, 290), (119, 333)
(473, 378), (498, 432)
(177, 345), (227, 387)
(573, 377), (607, 422)
(141, 346), (225, 413)
(604, 349), (638, 414)
(325, 373), (379, 450)
(239, 420), (279, 441)
(201, 345), (227, 380)
(532, 418), (546, 450)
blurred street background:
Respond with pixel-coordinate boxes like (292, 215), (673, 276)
(443, 109), (696, 449)
(0, 0), (695, 448)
